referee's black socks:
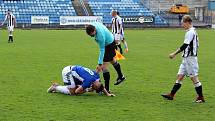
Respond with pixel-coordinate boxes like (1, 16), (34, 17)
(103, 70), (110, 92)
(112, 62), (123, 78)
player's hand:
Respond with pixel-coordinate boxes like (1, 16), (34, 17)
(96, 64), (103, 73)
(107, 93), (115, 97)
(169, 53), (176, 59)
(125, 48), (129, 53)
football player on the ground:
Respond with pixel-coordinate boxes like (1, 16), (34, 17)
(47, 65), (115, 97)
(161, 15), (205, 103)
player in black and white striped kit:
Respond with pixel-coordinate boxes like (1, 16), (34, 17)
(161, 15), (205, 103)
(1, 10), (16, 43)
(111, 10), (128, 54)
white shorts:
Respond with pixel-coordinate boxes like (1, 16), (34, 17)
(7, 26), (14, 32)
(114, 33), (124, 41)
(177, 56), (199, 77)
(62, 66), (76, 89)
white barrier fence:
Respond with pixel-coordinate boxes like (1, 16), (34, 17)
(31, 16), (49, 24)
(60, 16), (103, 25)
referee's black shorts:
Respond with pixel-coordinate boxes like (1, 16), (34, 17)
(103, 41), (116, 62)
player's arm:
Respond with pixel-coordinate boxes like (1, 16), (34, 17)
(92, 81), (115, 97)
(1, 15), (7, 26)
(74, 80), (91, 95)
(96, 36), (106, 73)
(169, 44), (189, 59)
(102, 86), (115, 97)
(13, 16), (17, 27)
(169, 32), (193, 59)
(74, 86), (86, 95)
(117, 18), (123, 34)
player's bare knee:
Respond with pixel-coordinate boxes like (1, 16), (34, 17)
(177, 74), (185, 81)
(190, 76), (199, 84)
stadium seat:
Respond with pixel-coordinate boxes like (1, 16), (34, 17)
(0, 0), (76, 24)
(88, 0), (167, 25)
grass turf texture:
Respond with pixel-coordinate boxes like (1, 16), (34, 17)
(0, 29), (215, 121)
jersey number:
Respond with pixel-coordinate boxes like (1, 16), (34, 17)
(83, 68), (94, 75)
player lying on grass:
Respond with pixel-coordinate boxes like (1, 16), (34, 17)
(161, 15), (205, 103)
(47, 65), (115, 97)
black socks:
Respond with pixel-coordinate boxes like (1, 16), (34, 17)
(103, 71), (110, 91)
(112, 62), (123, 78)
(170, 83), (182, 96)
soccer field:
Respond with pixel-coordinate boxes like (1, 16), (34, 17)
(0, 29), (215, 121)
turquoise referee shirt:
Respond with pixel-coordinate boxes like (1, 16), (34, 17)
(91, 22), (114, 64)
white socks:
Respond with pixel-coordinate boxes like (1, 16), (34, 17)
(194, 81), (202, 87)
(55, 86), (71, 95)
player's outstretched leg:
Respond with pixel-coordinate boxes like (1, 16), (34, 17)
(47, 83), (71, 95)
(162, 75), (184, 100)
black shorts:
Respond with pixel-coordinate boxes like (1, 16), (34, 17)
(103, 41), (116, 62)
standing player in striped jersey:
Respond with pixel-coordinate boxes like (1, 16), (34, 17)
(111, 10), (128, 54)
(1, 10), (16, 43)
(161, 15), (205, 103)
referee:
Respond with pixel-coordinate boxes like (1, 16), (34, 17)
(86, 22), (126, 92)
(1, 9), (16, 43)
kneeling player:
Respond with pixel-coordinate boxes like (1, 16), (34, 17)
(47, 65), (115, 97)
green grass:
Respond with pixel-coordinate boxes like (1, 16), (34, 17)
(0, 29), (215, 121)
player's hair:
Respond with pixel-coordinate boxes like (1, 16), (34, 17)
(117, 11), (120, 15)
(95, 84), (104, 93)
(112, 10), (117, 14)
(182, 15), (192, 23)
(86, 25), (95, 35)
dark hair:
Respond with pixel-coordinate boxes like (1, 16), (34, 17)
(86, 25), (95, 35)
(182, 15), (192, 23)
(117, 11), (120, 15)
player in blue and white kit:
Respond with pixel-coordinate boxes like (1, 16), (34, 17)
(47, 65), (115, 97)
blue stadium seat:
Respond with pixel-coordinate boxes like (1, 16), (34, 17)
(88, 0), (167, 25)
(0, 0), (76, 24)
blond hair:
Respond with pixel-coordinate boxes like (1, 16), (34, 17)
(182, 15), (192, 23)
